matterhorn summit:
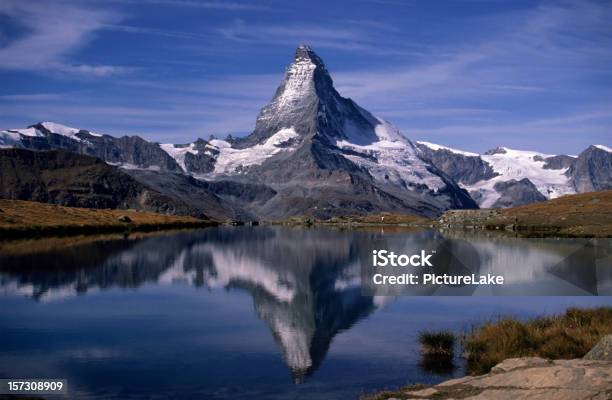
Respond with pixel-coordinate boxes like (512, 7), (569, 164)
(223, 44), (477, 217)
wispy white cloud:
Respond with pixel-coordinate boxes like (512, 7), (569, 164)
(378, 107), (504, 119)
(485, 84), (547, 93)
(0, 93), (66, 101)
(217, 19), (425, 56)
(342, 19), (401, 32)
(101, 0), (273, 11)
(103, 24), (215, 41)
(0, 1), (127, 76)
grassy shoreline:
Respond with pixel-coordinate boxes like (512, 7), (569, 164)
(2, 190), (611, 239)
(0, 199), (217, 240)
(267, 190), (612, 238)
(462, 307), (612, 375)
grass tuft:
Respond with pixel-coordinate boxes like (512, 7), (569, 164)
(463, 307), (612, 375)
(419, 330), (455, 355)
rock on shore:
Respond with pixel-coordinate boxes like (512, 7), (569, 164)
(383, 356), (611, 400)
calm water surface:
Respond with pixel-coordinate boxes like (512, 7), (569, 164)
(0, 226), (610, 399)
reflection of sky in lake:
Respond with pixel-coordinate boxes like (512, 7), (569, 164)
(0, 227), (611, 399)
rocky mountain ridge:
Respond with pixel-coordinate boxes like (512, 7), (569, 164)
(416, 142), (611, 208)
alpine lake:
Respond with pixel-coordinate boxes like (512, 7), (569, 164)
(1, 225), (610, 399)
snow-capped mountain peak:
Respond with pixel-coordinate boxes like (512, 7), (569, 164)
(40, 122), (80, 137)
(38, 121), (102, 139)
(237, 45), (337, 149)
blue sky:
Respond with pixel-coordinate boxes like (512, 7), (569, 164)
(0, 0), (610, 154)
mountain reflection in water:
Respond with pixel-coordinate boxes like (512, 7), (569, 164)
(0, 227), (379, 382)
(0, 226), (610, 389)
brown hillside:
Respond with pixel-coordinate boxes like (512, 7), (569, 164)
(438, 190), (612, 237)
(0, 199), (216, 239)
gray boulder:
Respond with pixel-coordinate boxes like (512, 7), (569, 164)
(584, 335), (612, 361)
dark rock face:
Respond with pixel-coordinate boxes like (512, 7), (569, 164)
(567, 146), (612, 192)
(0, 148), (217, 219)
(416, 143), (498, 185)
(201, 180), (277, 216)
(484, 147), (507, 155)
(492, 178), (546, 208)
(535, 154), (575, 170)
(124, 169), (241, 220)
(183, 139), (218, 173)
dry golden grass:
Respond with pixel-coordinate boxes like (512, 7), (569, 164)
(362, 307), (612, 400)
(497, 190), (612, 236)
(0, 199), (215, 238)
(438, 190), (612, 237)
(463, 307), (612, 375)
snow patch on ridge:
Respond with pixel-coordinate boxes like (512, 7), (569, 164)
(275, 58), (317, 111)
(210, 127), (300, 174)
(0, 127), (44, 148)
(417, 141), (479, 157)
(594, 144), (612, 152)
(465, 147), (575, 208)
(11, 128), (43, 137)
(40, 121), (84, 140)
(159, 142), (199, 172)
(41, 121), (103, 139)
(41, 122), (79, 136)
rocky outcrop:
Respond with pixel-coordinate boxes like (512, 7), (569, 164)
(539, 154), (575, 170)
(437, 209), (505, 229)
(416, 143), (497, 185)
(492, 178), (547, 208)
(378, 357), (612, 400)
(568, 145), (612, 192)
(183, 139), (219, 173)
(584, 335), (612, 361)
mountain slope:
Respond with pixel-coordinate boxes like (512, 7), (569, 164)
(0, 148), (233, 219)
